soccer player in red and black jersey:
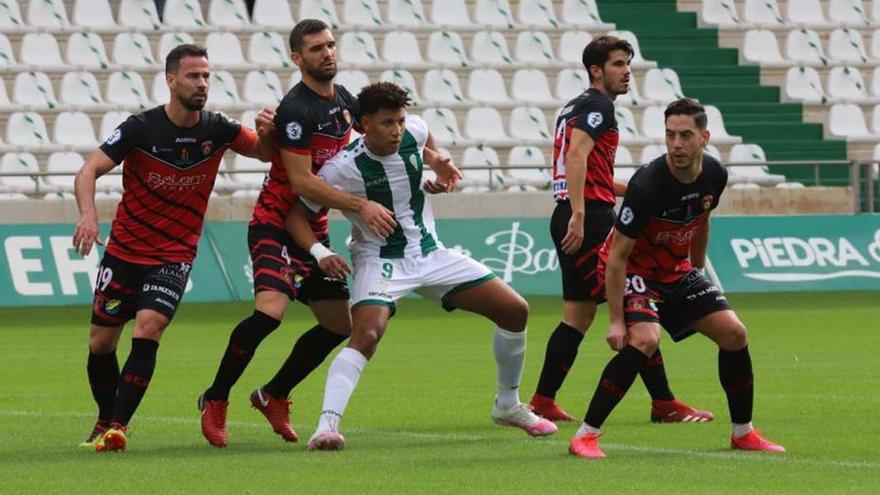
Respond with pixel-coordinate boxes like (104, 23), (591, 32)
(531, 36), (711, 425)
(569, 98), (785, 458)
(198, 20), (453, 448)
(71, 44), (275, 452)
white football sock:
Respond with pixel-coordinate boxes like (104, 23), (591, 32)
(732, 422), (754, 439)
(575, 422), (601, 437)
(316, 347), (368, 433)
(493, 327), (526, 410)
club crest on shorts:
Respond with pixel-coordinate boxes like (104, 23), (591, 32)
(105, 299), (122, 315)
(587, 112), (603, 128)
(702, 195), (714, 211)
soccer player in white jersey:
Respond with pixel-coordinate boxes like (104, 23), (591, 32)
(285, 82), (558, 450)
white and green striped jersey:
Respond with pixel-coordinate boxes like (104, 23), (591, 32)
(304, 115), (440, 261)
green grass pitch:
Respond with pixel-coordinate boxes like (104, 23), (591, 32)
(0, 292), (877, 494)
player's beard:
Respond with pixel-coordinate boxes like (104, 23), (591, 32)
(305, 64), (337, 83)
(180, 93), (207, 111)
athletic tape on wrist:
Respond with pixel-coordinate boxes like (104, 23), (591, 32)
(309, 242), (335, 262)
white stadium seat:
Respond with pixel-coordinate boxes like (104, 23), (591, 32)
(72, 0), (115, 29)
(119, 0), (161, 30)
(643, 68), (684, 103)
(299, 0), (340, 28)
(46, 152), (84, 191)
(100, 112), (131, 142)
(558, 31), (591, 64)
(515, 31), (557, 64)
(209, 71), (243, 107)
(243, 70), (284, 105)
(387, 0), (426, 26)
(728, 144), (785, 185)
(27, 0), (68, 27)
(701, 0), (741, 27)
(206, 32), (248, 70)
(828, 66), (870, 101)
(705, 144), (722, 160)
(422, 108), (466, 144)
(518, 0), (560, 28)
(829, 29), (872, 65)
(0, 0), (25, 28)
(7, 112), (51, 146)
(54, 111), (97, 148)
(113, 33), (157, 68)
(151, 71), (167, 104)
(208, 0), (250, 27)
(874, 107), (880, 133)
(509, 106), (551, 140)
(616, 74), (648, 106)
(0, 76), (16, 109)
(872, 31), (880, 59)
(334, 70), (371, 95)
(343, 0), (383, 26)
(641, 105), (666, 140)
(379, 69), (421, 103)
(829, 0), (871, 26)
(705, 105), (741, 144)
(0, 152), (44, 194)
(249, 32), (292, 69)
(873, 0), (880, 23)
(162, 0), (206, 28)
(422, 69), (466, 104)
(338, 31), (380, 66)
(507, 146), (551, 189)
(289, 70), (302, 89)
(383, 31), (425, 66)
(616, 145), (635, 165)
(461, 145), (505, 191)
(106, 71), (151, 108)
(475, 0), (515, 28)
(639, 144), (666, 164)
(67, 33), (111, 69)
(561, 0), (612, 28)
(786, 0), (834, 28)
(20, 33), (65, 69)
(786, 29), (829, 66)
(610, 30), (654, 69)
(471, 31), (514, 65)
(616, 106), (648, 144)
(873, 67), (880, 97)
(468, 69), (509, 104)
(511, 69), (555, 104)
(429, 0), (472, 26)
(742, 29), (790, 67)
(427, 31), (469, 67)
(784, 66), (827, 103)
(828, 103), (874, 138)
(13, 71), (58, 108)
(252, 0), (294, 28)
(157, 32), (195, 62)
(744, 0), (785, 26)
(555, 69), (589, 101)
(0, 34), (17, 68)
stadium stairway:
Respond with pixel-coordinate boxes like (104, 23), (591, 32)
(596, 0), (849, 185)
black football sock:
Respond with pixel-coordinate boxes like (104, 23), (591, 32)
(112, 338), (159, 426)
(204, 310), (280, 401)
(584, 345), (650, 428)
(262, 325), (348, 399)
(87, 349), (119, 420)
(719, 346), (754, 424)
(639, 348), (676, 401)
(535, 322), (584, 399)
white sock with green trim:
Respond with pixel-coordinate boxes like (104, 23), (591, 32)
(316, 347), (368, 433)
(493, 327), (526, 410)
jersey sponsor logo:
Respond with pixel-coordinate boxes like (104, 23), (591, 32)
(587, 112), (603, 128)
(175, 137), (197, 143)
(201, 140), (212, 155)
(146, 172), (208, 191)
(286, 121), (303, 141)
(620, 206), (634, 225)
(105, 129), (122, 146)
(142, 283), (181, 301)
(654, 228), (698, 245)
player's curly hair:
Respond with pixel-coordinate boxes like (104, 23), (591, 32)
(665, 98), (708, 129)
(582, 35), (634, 82)
(357, 82), (412, 115)
(165, 44), (208, 74)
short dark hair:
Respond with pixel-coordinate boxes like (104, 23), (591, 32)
(664, 98), (708, 130)
(289, 19), (330, 53)
(358, 82), (412, 115)
(165, 44), (208, 74)
(581, 35), (634, 82)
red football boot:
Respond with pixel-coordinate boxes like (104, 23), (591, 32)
(529, 393), (575, 422)
(731, 430), (785, 453)
(199, 393), (229, 448)
(250, 388), (298, 442)
(651, 399), (714, 423)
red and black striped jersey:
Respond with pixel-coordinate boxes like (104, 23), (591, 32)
(249, 82), (358, 238)
(602, 154), (728, 283)
(99, 106), (257, 265)
(551, 88), (618, 204)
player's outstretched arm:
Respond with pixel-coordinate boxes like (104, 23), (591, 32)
(560, 128), (594, 255)
(690, 214), (711, 269)
(605, 231), (637, 351)
(423, 144), (461, 193)
(72, 149), (116, 256)
(285, 202), (351, 280)
(281, 149), (396, 237)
